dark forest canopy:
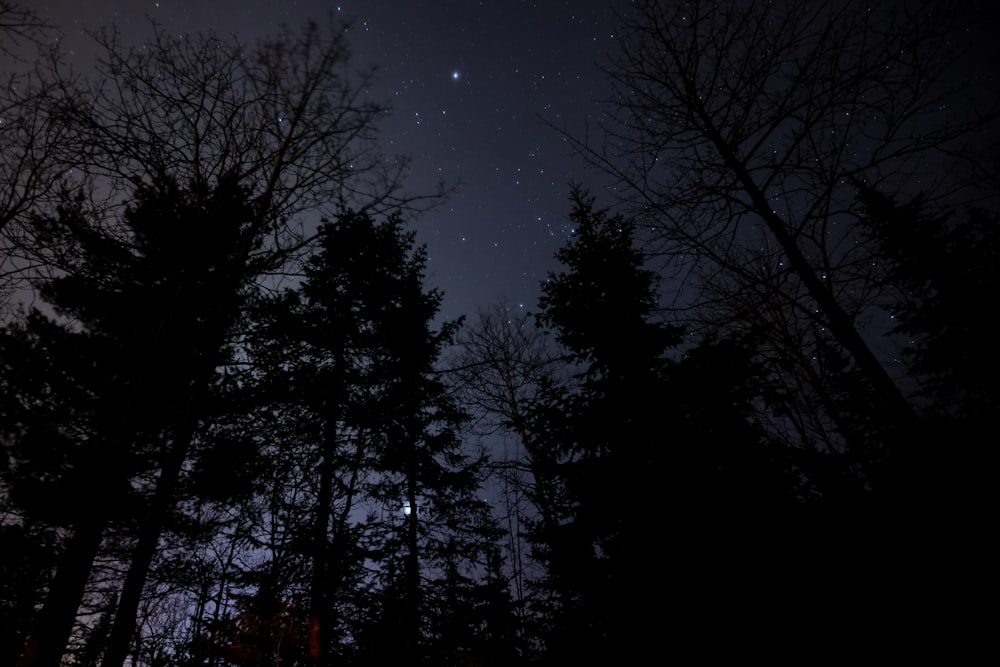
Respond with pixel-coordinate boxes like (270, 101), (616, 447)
(2, 1), (998, 664)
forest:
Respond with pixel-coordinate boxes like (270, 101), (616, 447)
(1, 1), (998, 665)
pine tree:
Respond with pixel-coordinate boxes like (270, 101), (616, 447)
(527, 188), (795, 661)
(7, 173), (261, 667)
(858, 185), (999, 519)
(237, 210), (511, 666)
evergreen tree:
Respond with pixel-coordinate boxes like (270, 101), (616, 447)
(224, 210), (512, 667)
(526, 189), (676, 661)
(527, 188), (795, 661)
(858, 185), (999, 518)
(6, 174), (262, 667)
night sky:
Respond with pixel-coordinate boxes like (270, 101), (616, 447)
(31, 0), (625, 323)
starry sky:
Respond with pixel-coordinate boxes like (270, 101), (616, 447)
(30, 0), (626, 323)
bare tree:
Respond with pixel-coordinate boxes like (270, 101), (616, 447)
(451, 302), (566, 440)
(4, 13), (446, 314)
(0, 0), (49, 59)
(447, 301), (572, 625)
(0, 2), (74, 316)
(568, 0), (999, 446)
(58, 18), (426, 220)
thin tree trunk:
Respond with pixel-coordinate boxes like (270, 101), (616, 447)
(17, 418), (139, 667)
(17, 514), (108, 667)
(692, 100), (916, 433)
(403, 472), (421, 661)
(309, 415), (336, 667)
(100, 410), (199, 667)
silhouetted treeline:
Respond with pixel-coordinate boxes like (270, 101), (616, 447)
(2, 0), (998, 664)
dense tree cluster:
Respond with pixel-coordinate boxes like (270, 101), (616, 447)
(1, 0), (997, 664)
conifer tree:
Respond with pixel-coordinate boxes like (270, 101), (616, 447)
(527, 188), (794, 661)
(234, 210), (511, 666)
(858, 185), (999, 517)
(7, 174), (261, 667)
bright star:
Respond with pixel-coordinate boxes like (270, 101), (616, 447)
(451, 71), (461, 81)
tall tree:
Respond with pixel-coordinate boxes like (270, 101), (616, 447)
(8, 173), (261, 667)
(92, 175), (265, 667)
(302, 212), (502, 666)
(243, 210), (424, 667)
(527, 188), (676, 662)
(564, 0), (1000, 489)
(857, 184), (1000, 515)
(216, 210), (512, 667)
(448, 300), (568, 632)
(525, 188), (796, 661)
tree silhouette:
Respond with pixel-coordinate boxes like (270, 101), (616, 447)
(857, 183), (1000, 518)
(178, 210), (513, 667)
(3, 13), (441, 325)
(1, 10), (439, 665)
(0, 1), (49, 58)
(0, 1), (74, 318)
(448, 300), (569, 635)
(561, 0), (1000, 499)
(7, 173), (262, 667)
(298, 213), (502, 666)
(523, 188), (796, 661)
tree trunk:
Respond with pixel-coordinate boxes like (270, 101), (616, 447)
(100, 408), (199, 667)
(694, 101), (917, 433)
(308, 415), (337, 667)
(403, 474), (421, 661)
(17, 514), (107, 667)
